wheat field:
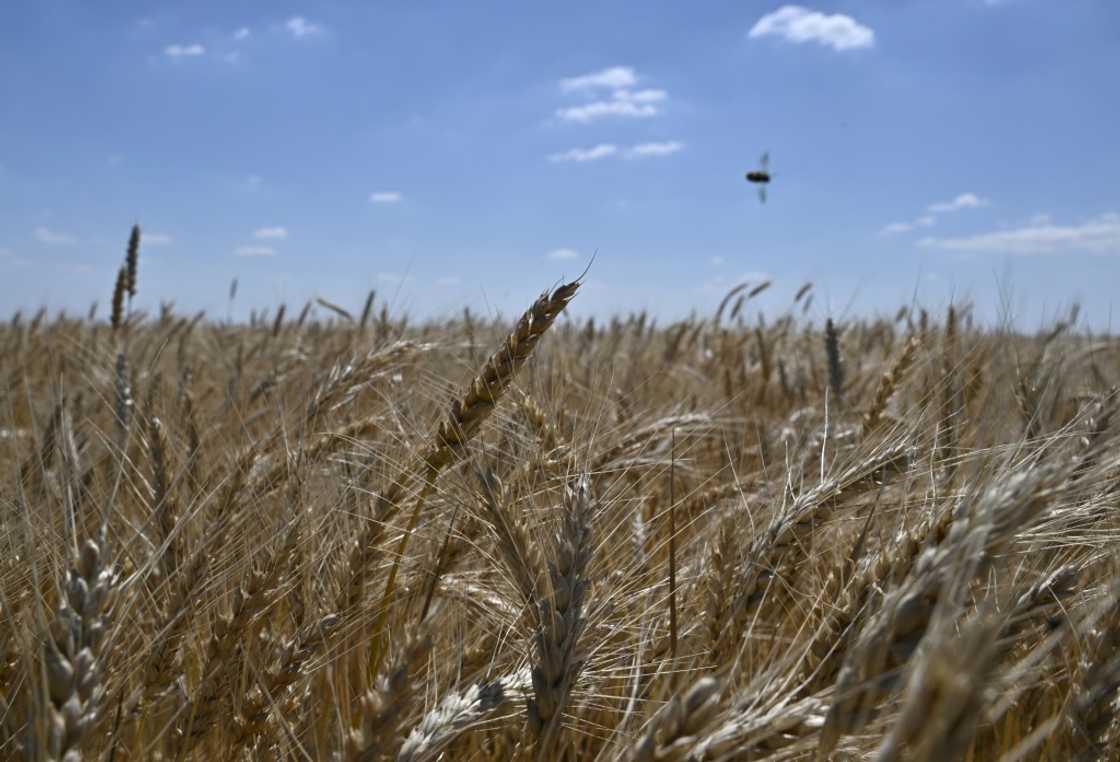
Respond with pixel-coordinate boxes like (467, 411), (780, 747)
(1, 227), (1118, 761)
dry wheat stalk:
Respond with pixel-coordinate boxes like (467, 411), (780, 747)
(230, 613), (342, 753)
(1067, 584), (1120, 760)
(125, 225), (140, 301)
(397, 669), (531, 762)
(174, 518), (303, 754)
(130, 444), (257, 716)
(143, 415), (180, 580)
(29, 537), (114, 762)
(874, 612), (1002, 762)
(345, 630), (432, 762)
(476, 468), (547, 618)
(719, 440), (913, 657)
(5, 231), (1120, 762)
(340, 279), (579, 617)
(819, 464), (1064, 757)
(528, 476), (596, 758)
(632, 676), (721, 762)
(862, 335), (921, 436)
(824, 318), (844, 405)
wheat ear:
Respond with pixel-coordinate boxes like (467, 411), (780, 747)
(632, 676), (721, 762)
(528, 475), (596, 759)
(33, 537), (114, 762)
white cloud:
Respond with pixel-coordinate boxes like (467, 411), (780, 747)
(286, 16), (322, 39)
(244, 175), (264, 191)
(234, 27), (251, 40)
(235, 245), (275, 257)
(749, 6), (875, 51)
(627, 141), (685, 158)
(144, 232), (173, 246)
(164, 43), (206, 58)
(880, 221), (913, 236)
(547, 248), (580, 260)
(550, 141), (685, 163)
(554, 68), (669, 123)
(556, 100), (659, 123)
(34, 227), (76, 245)
(223, 51), (242, 64)
(709, 256), (725, 266)
(880, 215), (934, 236)
(548, 144), (617, 163)
(918, 213), (1120, 255)
(560, 66), (637, 92)
(927, 192), (989, 213)
(369, 191), (402, 204)
(879, 205), (954, 237)
(613, 88), (667, 104)
(253, 226), (288, 239)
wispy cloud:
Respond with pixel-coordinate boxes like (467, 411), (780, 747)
(880, 222), (913, 236)
(144, 233), (173, 246)
(164, 43), (206, 58)
(549, 141), (685, 163)
(34, 227), (76, 245)
(918, 213), (1120, 255)
(614, 88), (666, 104)
(369, 191), (402, 204)
(556, 100), (659, 123)
(555, 67), (668, 123)
(880, 215), (935, 236)
(235, 245), (275, 257)
(749, 6), (875, 51)
(927, 192), (989, 213)
(547, 248), (580, 260)
(286, 16), (322, 39)
(626, 141), (685, 158)
(253, 226), (288, 239)
(880, 194), (985, 237)
(548, 144), (617, 163)
(234, 27), (250, 40)
(560, 66), (637, 92)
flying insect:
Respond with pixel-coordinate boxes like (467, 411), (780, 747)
(745, 151), (771, 203)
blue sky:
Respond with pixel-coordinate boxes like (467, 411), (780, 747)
(2, 1), (1118, 328)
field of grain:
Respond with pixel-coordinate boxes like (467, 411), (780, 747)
(1, 228), (1118, 761)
